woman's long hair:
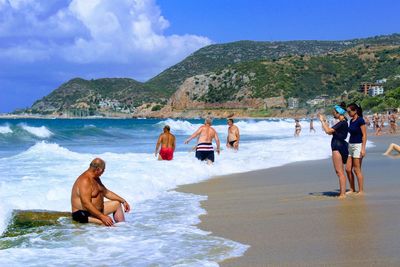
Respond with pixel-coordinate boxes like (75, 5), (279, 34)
(347, 103), (363, 118)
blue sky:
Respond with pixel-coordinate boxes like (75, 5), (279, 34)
(1, 0), (399, 113)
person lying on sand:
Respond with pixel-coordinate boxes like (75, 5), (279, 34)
(71, 158), (130, 226)
(383, 143), (400, 156)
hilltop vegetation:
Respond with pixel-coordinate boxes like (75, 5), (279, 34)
(146, 34), (400, 95)
(24, 34), (400, 116)
(195, 45), (400, 103)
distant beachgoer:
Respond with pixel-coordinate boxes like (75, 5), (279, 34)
(294, 119), (301, 137)
(346, 103), (367, 194)
(375, 116), (382, 136)
(389, 112), (397, 134)
(383, 143), (400, 156)
(373, 113), (379, 131)
(319, 103), (349, 199)
(226, 118), (240, 150)
(364, 115), (371, 128)
(71, 158), (131, 226)
(310, 116), (316, 133)
(380, 114), (386, 129)
(155, 125), (176, 160)
(185, 118), (221, 164)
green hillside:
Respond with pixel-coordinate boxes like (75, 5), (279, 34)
(196, 45), (400, 103)
(25, 34), (400, 115)
(146, 34), (400, 96)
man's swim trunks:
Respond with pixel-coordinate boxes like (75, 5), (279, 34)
(229, 140), (237, 147)
(159, 147), (174, 160)
(72, 210), (90, 223)
(195, 143), (215, 162)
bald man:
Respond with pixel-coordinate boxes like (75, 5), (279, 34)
(71, 158), (131, 226)
(185, 118), (221, 164)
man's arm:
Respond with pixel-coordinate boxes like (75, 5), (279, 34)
(234, 126), (240, 148)
(185, 126), (203, 144)
(103, 188), (131, 212)
(214, 130), (221, 154)
(155, 134), (162, 157)
(79, 178), (114, 226)
(172, 135), (176, 151)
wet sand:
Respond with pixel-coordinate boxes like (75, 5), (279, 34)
(178, 135), (400, 266)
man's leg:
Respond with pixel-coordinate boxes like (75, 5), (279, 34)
(88, 217), (104, 225)
(104, 201), (125, 223)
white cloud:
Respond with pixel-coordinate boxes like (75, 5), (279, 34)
(0, 0), (212, 79)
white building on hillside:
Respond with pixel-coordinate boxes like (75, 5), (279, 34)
(369, 85), (384, 96)
(288, 97), (299, 109)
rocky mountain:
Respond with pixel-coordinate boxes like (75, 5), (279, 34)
(26, 34), (400, 117)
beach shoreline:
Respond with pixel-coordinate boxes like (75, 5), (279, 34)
(178, 134), (400, 266)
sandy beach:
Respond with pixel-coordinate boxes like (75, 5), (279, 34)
(179, 134), (400, 266)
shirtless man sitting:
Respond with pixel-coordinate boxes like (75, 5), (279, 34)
(226, 118), (240, 150)
(155, 125), (176, 160)
(71, 158), (130, 226)
(185, 118), (221, 164)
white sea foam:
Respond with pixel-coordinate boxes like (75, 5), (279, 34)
(0, 124), (12, 134)
(159, 118), (320, 137)
(19, 124), (53, 138)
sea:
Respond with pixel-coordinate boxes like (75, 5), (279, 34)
(0, 118), (341, 266)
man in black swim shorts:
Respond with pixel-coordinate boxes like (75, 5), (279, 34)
(226, 118), (240, 150)
(185, 118), (221, 164)
(71, 158), (131, 226)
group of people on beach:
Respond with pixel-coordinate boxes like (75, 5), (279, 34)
(71, 118), (240, 226)
(294, 110), (398, 137)
(370, 112), (397, 135)
(154, 118), (240, 163)
(70, 109), (398, 226)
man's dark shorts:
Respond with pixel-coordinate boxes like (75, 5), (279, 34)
(195, 151), (215, 162)
(72, 210), (90, 223)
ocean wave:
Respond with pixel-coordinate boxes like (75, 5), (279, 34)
(19, 124), (53, 138)
(158, 118), (322, 137)
(0, 125), (13, 134)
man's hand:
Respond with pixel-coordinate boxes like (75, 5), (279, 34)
(101, 214), (114, 227)
(122, 201), (131, 213)
(216, 148), (220, 155)
(233, 142), (239, 149)
(154, 152), (158, 157)
(184, 139), (190, 144)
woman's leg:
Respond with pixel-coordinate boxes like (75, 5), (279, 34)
(352, 158), (364, 193)
(345, 156), (355, 192)
(332, 151), (347, 198)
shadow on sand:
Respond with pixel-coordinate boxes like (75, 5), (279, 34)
(309, 190), (340, 198)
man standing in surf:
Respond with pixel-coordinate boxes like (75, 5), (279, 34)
(185, 118), (221, 164)
(226, 118), (240, 150)
(155, 125), (176, 160)
(71, 158), (131, 226)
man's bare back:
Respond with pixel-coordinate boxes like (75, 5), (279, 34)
(159, 132), (175, 148)
(155, 126), (176, 160)
(185, 119), (221, 163)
